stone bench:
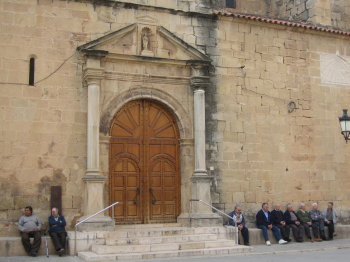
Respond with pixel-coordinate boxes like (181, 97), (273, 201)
(1, 225), (350, 256)
(237, 225), (350, 245)
(0, 235), (69, 257)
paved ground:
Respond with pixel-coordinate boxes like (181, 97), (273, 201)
(1, 238), (350, 262)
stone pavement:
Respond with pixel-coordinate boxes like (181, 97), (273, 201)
(1, 238), (350, 262)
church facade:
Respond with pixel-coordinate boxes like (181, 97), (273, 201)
(1, 0), (350, 235)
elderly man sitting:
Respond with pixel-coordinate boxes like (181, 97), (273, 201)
(228, 205), (249, 246)
(271, 203), (291, 242)
(309, 203), (326, 241)
(284, 204), (304, 242)
(296, 203), (313, 242)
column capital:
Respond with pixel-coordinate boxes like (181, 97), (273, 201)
(190, 76), (210, 90)
(83, 68), (104, 86)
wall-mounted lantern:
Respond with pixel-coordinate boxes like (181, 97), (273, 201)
(339, 109), (350, 143)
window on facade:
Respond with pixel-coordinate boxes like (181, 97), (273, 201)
(226, 0), (236, 8)
(29, 57), (35, 86)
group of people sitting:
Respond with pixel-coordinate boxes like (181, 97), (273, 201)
(18, 206), (67, 257)
(228, 202), (337, 246)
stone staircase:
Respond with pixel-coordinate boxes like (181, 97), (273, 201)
(77, 223), (252, 261)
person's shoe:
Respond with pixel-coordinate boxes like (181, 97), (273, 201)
(266, 240), (271, 246)
(244, 242), (250, 246)
(58, 248), (65, 256)
(30, 251), (37, 257)
(278, 239), (288, 245)
(285, 238), (292, 242)
(314, 238), (322, 242)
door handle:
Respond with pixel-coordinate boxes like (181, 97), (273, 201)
(133, 188), (140, 205)
(149, 188), (157, 204)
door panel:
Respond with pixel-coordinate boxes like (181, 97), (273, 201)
(110, 100), (180, 224)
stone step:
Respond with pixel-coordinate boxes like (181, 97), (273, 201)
(92, 240), (237, 254)
(79, 245), (251, 261)
(105, 232), (219, 245)
(115, 223), (182, 229)
(103, 226), (228, 239)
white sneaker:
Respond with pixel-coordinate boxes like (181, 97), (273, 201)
(266, 240), (271, 246)
(278, 239), (288, 245)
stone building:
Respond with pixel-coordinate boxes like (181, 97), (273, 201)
(1, 0), (350, 238)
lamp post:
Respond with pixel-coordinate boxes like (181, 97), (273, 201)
(339, 109), (350, 143)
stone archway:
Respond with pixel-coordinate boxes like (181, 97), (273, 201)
(109, 99), (180, 224)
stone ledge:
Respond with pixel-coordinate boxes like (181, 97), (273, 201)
(237, 225), (350, 245)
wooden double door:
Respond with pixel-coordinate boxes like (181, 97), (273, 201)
(109, 100), (180, 224)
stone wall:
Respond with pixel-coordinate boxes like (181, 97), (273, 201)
(1, 0), (350, 236)
(0, 0), (216, 235)
(212, 16), (350, 224)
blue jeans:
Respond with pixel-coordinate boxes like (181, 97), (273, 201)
(258, 225), (282, 241)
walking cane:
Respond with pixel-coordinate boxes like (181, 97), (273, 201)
(44, 230), (49, 257)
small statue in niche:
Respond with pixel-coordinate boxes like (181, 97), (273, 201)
(142, 33), (149, 50)
(140, 29), (154, 56)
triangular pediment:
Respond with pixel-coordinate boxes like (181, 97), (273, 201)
(77, 23), (210, 62)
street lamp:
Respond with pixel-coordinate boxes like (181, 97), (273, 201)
(339, 109), (350, 143)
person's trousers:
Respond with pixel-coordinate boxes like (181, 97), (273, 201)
(290, 224), (304, 242)
(49, 231), (67, 251)
(312, 220), (325, 239)
(21, 231), (41, 254)
(301, 223), (312, 239)
(258, 225), (282, 241)
(276, 224), (290, 240)
(239, 226), (249, 244)
(324, 220), (334, 239)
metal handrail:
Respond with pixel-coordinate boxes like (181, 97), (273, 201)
(74, 201), (119, 255)
(190, 199), (239, 244)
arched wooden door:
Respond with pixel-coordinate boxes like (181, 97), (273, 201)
(110, 100), (180, 224)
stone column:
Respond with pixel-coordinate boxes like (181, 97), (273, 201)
(178, 65), (222, 227)
(78, 52), (114, 231)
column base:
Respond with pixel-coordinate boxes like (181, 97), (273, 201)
(177, 213), (223, 227)
(76, 216), (115, 231)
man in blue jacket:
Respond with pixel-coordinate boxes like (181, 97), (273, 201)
(256, 203), (288, 246)
(48, 207), (67, 256)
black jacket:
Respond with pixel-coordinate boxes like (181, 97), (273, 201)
(271, 210), (285, 225)
(256, 209), (272, 227)
(283, 210), (301, 225)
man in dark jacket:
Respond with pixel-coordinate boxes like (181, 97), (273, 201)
(48, 207), (67, 256)
(284, 204), (304, 242)
(228, 205), (249, 245)
(256, 203), (288, 246)
(271, 203), (291, 242)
